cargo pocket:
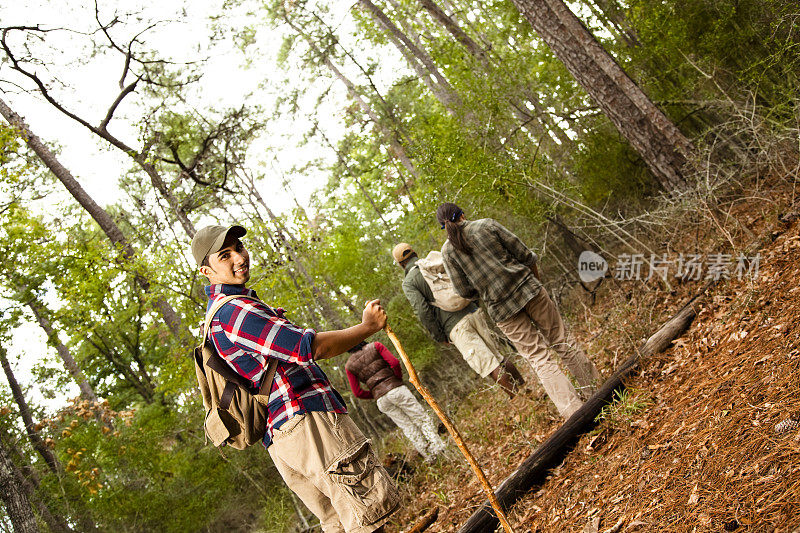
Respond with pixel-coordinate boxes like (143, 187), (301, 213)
(271, 413), (306, 440)
(204, 408), (238, 447)
(328, 440), (400, 525)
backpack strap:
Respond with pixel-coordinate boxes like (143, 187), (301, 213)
(202, 294), (243, 341)
(203, 294), (280, 406)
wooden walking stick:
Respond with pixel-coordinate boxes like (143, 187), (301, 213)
(384, 325), (516, 533)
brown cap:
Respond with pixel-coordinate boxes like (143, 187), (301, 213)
(392, 242), (415, 264)
(191, 225), (246, 266)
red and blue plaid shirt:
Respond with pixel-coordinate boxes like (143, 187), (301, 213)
(205, 284), (347, 447)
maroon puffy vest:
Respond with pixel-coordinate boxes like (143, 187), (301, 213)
(345, 343), (402, 400)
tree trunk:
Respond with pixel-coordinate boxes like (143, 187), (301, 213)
(325, 52), (420, 182)
(407, 507), (439, 533)
(3, 276), (103, 406)
(358, 0), (464, 116)
(509, 0), (695, 190)
(418, 0), (489, 64)
(135, 158), (196, 238)
(23, 296), (114, 430)
(25, 299), (99, 404)
(0, 98), (190, 342)
(416, 0), (572, 160)
(0, 434), (40, 533)
(0, 345), (61, 474)
(2, 429), (78, 533)
(547, 214), (600, 259)
(284, 12), (421, 184)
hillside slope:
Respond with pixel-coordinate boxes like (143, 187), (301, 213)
(385, 183), (800, 533)
(514, 213), (800, 531)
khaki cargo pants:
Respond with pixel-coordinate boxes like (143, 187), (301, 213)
(268, 411), (400, 533)
(497, 287), (601, 418)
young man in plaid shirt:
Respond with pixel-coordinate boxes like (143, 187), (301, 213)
(192, 224), (399, 533)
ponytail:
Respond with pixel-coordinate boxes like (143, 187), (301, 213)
(436, 202), (472, 255)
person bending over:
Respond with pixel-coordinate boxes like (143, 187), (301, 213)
(345, 341), (446, 462)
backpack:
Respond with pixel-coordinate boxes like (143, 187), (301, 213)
(415, 251), (472, 312)
(193, 295), (278, 449)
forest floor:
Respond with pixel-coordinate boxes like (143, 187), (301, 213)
(380, 175), (800, 533)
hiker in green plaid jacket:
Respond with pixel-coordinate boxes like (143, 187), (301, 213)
(437, 202), (601, 418)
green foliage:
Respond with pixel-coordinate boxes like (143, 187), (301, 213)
(0, 125), (22, 178)
(3, 0), (800, 530)
(572, 118), (656, 206)
(0, 125), (53, 215)
(595, 388), (653, 429)
(36, 400), (228, 532)
(626, 0), (800, 108)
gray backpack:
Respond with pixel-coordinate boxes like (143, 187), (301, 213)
(193, 295), (278, 449)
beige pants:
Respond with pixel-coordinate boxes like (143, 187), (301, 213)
(268, 411), (400, 533)
(449, 311), (504, 378)
(497, 288), (600, 418)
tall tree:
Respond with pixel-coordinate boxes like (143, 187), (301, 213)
(0, 25), (197, 237)
(0, 98), (190, 343)
(414, 0), (574, 159)
(0, 344), (61, 475)
(284, 12), (421, 183)
(242, 171), (361, 318)
(24, 299), (100, 405)
(0, 433), (40, 533)
(358, 0), (465, 117)
(0, 430), (75, 533)
(509, 0), (695, 190)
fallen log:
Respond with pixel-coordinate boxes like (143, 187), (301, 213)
(404, 507), (439, 533)
(458, 293), (702, 533)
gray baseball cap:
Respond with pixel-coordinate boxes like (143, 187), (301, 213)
(191, 225), (246, 266)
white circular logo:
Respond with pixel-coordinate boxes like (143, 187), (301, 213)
(577, 251), (607, 283)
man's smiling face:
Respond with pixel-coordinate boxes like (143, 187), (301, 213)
(201, 236), (250, 286)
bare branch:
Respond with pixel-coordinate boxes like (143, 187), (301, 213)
(98, 78), (139, 132)
(1, 26), (136, 152)
(119, 48), (132, 88)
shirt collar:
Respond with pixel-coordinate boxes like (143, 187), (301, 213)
(204, 284), (258, 300)
(402, 256), (419, 275)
